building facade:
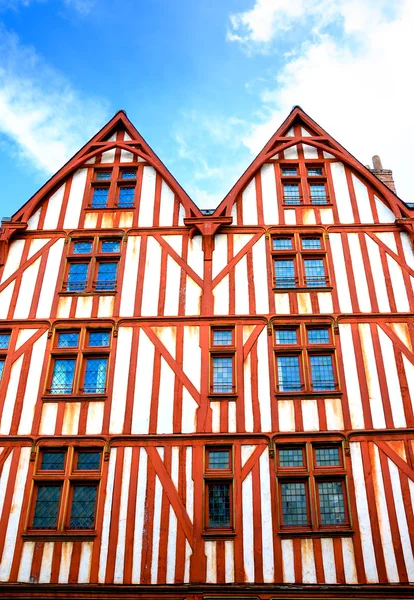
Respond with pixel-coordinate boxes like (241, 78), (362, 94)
(0, 107), (413, 598)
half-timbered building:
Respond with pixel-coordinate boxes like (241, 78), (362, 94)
(0, 106), (413, 599)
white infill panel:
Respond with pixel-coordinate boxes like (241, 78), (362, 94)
(350, 443), (378, 583)
(275, 293), (290, 314)
(364, 235), (390, 312)
(278, 400), (295, 431)
(141, 237), (161, 316)
(157, 359), (174, 434)
(377, 327), (406, 427)
(329, 233), (352, 312)
(303, 144), (318, 158)
(86, 402), (104, 434)
(281, 539), (295, 582)
(138, 166), (157, 226)
(257, 330), (272, 432)
(17, 542), (35, 582)
(28, 238), (49, 259)
(84, 213), (98, 229)
(98, 449), (116, 583)
(205, 541), (217, 583)
(338, 324), (364, 429)
(388, 458), (414, 580)
(1, 239), (24, 283)
(352, 174), (374, 223)
(0, 453), (12, 516)
(213, 277), (229, 315)
(325, 398), (344, 430)
(210, 402), (220, 432)
(114, 448), (133, 583)
(0, 282), (14, 319)
(27, 209), (41, 230)
(0, 355), (23, 434)
(302, 400), (319, 431)
(187, 235), (203, 279)
(284, 145), (298, 159)
(159, 181), (175, 226)
(243, 355), (254, 433)
(342, 538), (358, 583)
(17, 333), (48, 435)
(185, 277), (201, 316)
(132, 449), (148, 584)
(39, 541), (54, 582)
(348, 233), (371, 312)
(109, 327), (133, 433)
(131, 330), (154, 434)
(261, 163), (279, 225)
(260, 450), (274, 582)
(225, 540), (235, 582)
(62, 403), (80, 435)
(181, 389), (197, 433)
(321, 538), (336, 583)
(297, 292), (311, 314)
(43, 185), (65, 230)
(358, 324), (385, 429)
(235, 256), (249, 315)
(212, 234), (227, 279)
(242, 472), (255, 582)
(386, 255), (410, 312)
(98, 296), (114, 318)
(75, 296), (92, 318)
(183, 326), (201, 391)
(14, 258), (41, 319)
(166, 447), (179, 583)
(252, 236), (269, 314)
(78, 542), (93, 583)
(36, 238), (65, 318)
(375, 196), (395, 222)
(39, 403), (58, 435)
(402, 356), (414, 415)
(164, 255), (180, 316)
(58, 542), (73, 583)
(301, 539), (316, 583)
(330, 162), (354, 223)
(150, 467), (163, 583)
(242, 178), (258, 225)
(63, 169), (87, 229)
(119, 236), (140, 316)
(318, 292), (333, 314)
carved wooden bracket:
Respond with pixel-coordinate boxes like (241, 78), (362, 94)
(184, 216), (233, 260)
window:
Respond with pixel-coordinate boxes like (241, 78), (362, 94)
(47, 328), (111, 396)
(276, 441), (349, 532)
(283, 183), (301, 205)
(89, 168), (137, 209)
(282, 167), (298, 176)
(274, 323), (337, 393)
(308, 167), (323, 176)
(28, 447), (101, 533)
(210, 327), (235, 395)
(63, 237), (121, 293)
(272, 233), (328, 289)
(0, 332), (10, 382)
(204, 447), (233, 532)
(309, 183), (328, 205)
(277, 162), (330, 205)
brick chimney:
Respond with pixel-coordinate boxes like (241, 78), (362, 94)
(369, 155), (397, 194)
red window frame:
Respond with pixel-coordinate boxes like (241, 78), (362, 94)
(204, 446), (234, 534)
(89, 167), (138, 209)
(277, 160), (331, 206)
(209, 327), (236, 396)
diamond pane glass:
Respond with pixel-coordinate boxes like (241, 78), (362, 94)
(304, 259), (326, 287)
(91, 187), (109, 208)
(0, 359), (4, 381)
(275, 259), (296, 288)
(50, 359), (75, 394)
(279, 448), (304, 467)
(283, 184), (300, 205)
(212, 330), (233, 346)
(101, 240), (121, 253)
(282, 167), (297, 176)
(32, 485), (61, 529)
(273, 238), (293, 250)
(95, 171), (111, 180)
(208, 450), (230, 469)
(95, 262), (117, 291)
(308, 167), (323, 176)
(121, 170), (137, 179)
(0, 333), (11, 349)
(88, 331), (110, 347)
(77, 451), (101, 470)
(315, 447), (341, 466)
(83, 358), (107, 393)
(67, 263), (88, 292)
(277, 355), (301, 391)
(310, 355), (335, 390)
(40, 451), (65, 470)
(275, 329), (297, 344)
(310, 184), (327, 205)
(69, 485), (97, 529)
(281, 482), (308, 526)
(208, 483), (231, 527)
(318, 481), (346, 524)
(118, 187), (135, 208)
(212, 357), (233, 393)
(308, 329), (330, 344)
(302, 238), (321, 250)
(57, 332), (79, 348)
(73, 241), (92, 254)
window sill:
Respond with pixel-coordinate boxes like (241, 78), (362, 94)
(282, 203), (334, 208)
(59, 291), (116, 297)
(202, 531), (236, 539)
(42, 394), (107, 402)
(275, 391), (342, 398)
(85, 206), (135, 211)
(279, 528), (353, 538)
(208, 394), (238, 400)
(273, 286), (333, 293)
(23, 532), (97, 541)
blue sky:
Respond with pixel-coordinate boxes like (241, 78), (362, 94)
(0, 0), (413, 215)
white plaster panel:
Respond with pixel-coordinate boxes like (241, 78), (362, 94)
(0, 355), (23, 434)
(150, 473), (163, 583)
(185, 277), (201, 315)
(141, 236), (161, 316)
(241, 445), (256, 467)
(183, 326), (201, 392)
(242, 472), (255, 582)
(78, 542), (93, 583)
(241, 178), (258, 225)
(138, 166), (157, 227)
(303, 144), (318, 159)
(365, 235), (391, 312)
(301, 538), (317, 583)
(283, 145), (298, 159)
(164, 255), (180, 316)
(119, 212), (133, 228)
(317, 292), (333, 313)
(302, 209), (316, 225)
(187, 235), (204, 278)
(281, 539), (295, 582)
(339, 324), (364, 429)
(14, 258), (41, 319)
(388, 458), (414, 580)
(109, 327), (133, 433)
(86, 402), (104, 434)
(278, 400), (295, 432)
(205, 541), (217, 583)
(159, 180), (175, 226)
(302, 400), (319, 431)
(212, 234), (228, 279)
(57, 297), (71, 318)
(342, 538), (358, 583)
(97, 296), (114, 318)
(114, 448), (132, 583)
(320, 208), (334, 224)
(297, 292), (312, 314)
(156, 359), (175, 434)
(101, 148), (116, 163)
(28, 238), (48, 259)
(386, 255), (409, 312)
(84, 213), (98, 229)
(329, 233), (352, 312)
(260, 450), (274, 582)
(120, 236), (140, 316)
(98, 449), (116, 582)
(348, 233), (371, 312)
(210, 401), (221, 432)
(75, 296), (93, 318)
(17, 333), (48, 435)
(235, 256), (249, 315)
(321, 538), (336, 583)
(253, 236), (270, 315)
(131, 449), (147, 583)
(358, 323), (386, 429)
(61, 403), (80, 435)
(213, 276), (229, 315)
(0, 282), (14, 319)
(243, 355), (254, 433)
(43, 185), (65, 230)
(275, 293), (290, 314)
(131, 330), (154, 434)
(228, 401), (237, 433)
(63, 169), (87, 229)
(330, 162), (354, 223)
(377, 327), (406, 427)
(284, 209), (296, 224)
(39, 403), (58, 435)
(36, 238), (65, 318)
(39, 541), (54, 582)
(178, 203), (186, 225)
(231, 202), (238, 226)
(58, 542), (73, 583)
(261, 163), (279, 225)
(1, 239), (25, 283)
(27, 209), (41, 230)
(325, 398), (344, 430)
(257, 329), (272, 432)
(352, 174), (374, 223)
(0, 453), (12, 517)
(225, 540), (235, 582)
(17, 542), (35, 582)
(375, 196), (395, 222)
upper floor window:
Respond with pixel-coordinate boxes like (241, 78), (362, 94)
(47, 328), (111, 396)
(309, 183), (328, 205)
(274, 322), (337, 393)
(272, 233), (329, 290)
(210, 327), (236, 395)
(0, 332), (10, 382)
(204, 446), (233, 533)
(279, 162), (329, 206)
(283, 183), (301, 205)
(63, 237), (121, 294)
(89, 168), (138, 209)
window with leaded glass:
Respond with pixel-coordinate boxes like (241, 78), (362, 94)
(283, 183), (301, 205)
(65, 237), (121, 294)
(273, 237), (293, 251)
(120, 170), (137, 179)
(274, 259), (296, 288)
(66, 263), (88, 292)
(95, 262), (117, 291)
(304, 258), (327, 287)
(210, 327), (236, 395)
(307, 167), (323, 176)
(73, 240), (93, 254)
(301, 237), (321, 250)
(282, 167), (298, 176)
(212, 328), (234, 346)
(49, 358), (76, 394)
(101, 239), (121, 253)
(69, 484), (98, 529)
(204, 445), (233, 532)
(309, 354), (336, 390)
(276, 355), (302, 392)
(83, 357), (108, 393)
(88, 330), (110, 347)
(310, 183), (328, 204)
(91, 187), (109, 208)
(57, 331), (79, 348)
(117, 186), (135, 208)
(212, 356), (234, 393)
(0, 333), (10, 349)
(32, 485), (61, 529)
(275, 329), (297, 344)
(281, 481), (309, 526)
(307, 328), (330, 344)
(206, 447), (232, 471)
(95, 170), (112, 180)
(207, 483), (231, 528)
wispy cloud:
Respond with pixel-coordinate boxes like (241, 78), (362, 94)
(227, 0), (414, 203)
(0, 25), (108, 175)
(0, 0), (94, 14)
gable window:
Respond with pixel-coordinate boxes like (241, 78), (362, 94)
(63, 237), (121, 294)
(47, 328), (111, 397)
(282, 167), (298, 176)
(204, 447), (233, 533)
(117, 186), (135, 208)
(89, 167), (137, 209)
(91, 187), (109, 209)
(309, 183), (328, 205)
(283, 183), (301, 205)
(210, 327), (236, 395)
(276, 441), (349, 532)
(28, 446), (102, 534)
(308, 167), (323, 176)
(272, 233), (329, 290)
(274, 323), (337, 394)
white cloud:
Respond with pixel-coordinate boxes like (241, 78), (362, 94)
(0, 25), (108, 175)
(228, 0), (414, 203)
(0, 0), (94, 14)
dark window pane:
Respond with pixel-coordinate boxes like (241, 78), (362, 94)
(57, 332), (79, 348)
(310, 355), (335, 390)
(315, 447), (341, 466)
(50, 359), (76, 394)
(318, 481), (346, 525)
(32, 485), (61, 529)
(0, 359), (4, 381)
(73, 241), (92, 254)
(95, 171), (111, 180)
(302, 237), (321, 250)
(212, 357), (233, 393)
(275, 329), (297, 344)
(275, 259), (296, 288)
(208, 483), (231, 527)
(83, 358), (107, 393)
(277, 355), (301, 391)
(77, 451), (101, 470)
(310, 184), (327, 205)
(69, 485), (97, 529)
(67, 263), (88, 292)
(308, 328), (330, 344)
(283, 184), (300, 205)
(281, 482), (308, 526)
(40, 451), (65, 470)
(118, 187), (135, 208)
(308, 167), (323, 176)
(91, 187), (109, 208)
(279, 448), (304, 467)
(95, 262), (117, 291)
(282, 167), (297, 176)
(0, 333), (11, 349)
(304, 259), (326, 287)
(208, 450), (230, 469)
(101, 240), (121, 253)
(88, 331), (110, 347)
(212, 330), (233, 346)
(121, 170), (137, 179)
(273, 238), (293, 250)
